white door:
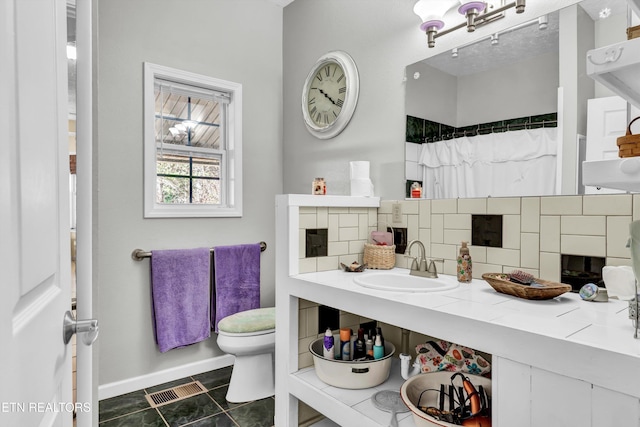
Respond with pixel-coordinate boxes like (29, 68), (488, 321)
(0, 0), (73, 425)
(585, 96), (628, 194)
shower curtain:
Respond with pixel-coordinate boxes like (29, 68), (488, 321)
(418, 127), (557, 199)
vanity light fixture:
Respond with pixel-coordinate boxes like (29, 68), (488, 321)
(414, 0), (526, 48)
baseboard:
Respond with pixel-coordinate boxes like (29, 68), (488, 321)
(98, 354), (235, 400)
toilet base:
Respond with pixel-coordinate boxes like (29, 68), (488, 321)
(226, 352), (274, 403)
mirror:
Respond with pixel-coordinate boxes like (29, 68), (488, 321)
(404, 1), (627, 199)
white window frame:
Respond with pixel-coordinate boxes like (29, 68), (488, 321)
(143, 62), (242, 218)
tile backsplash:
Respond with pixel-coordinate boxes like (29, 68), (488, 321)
(297, 195), (637, 279)
(298, 206), (378, 273)
(378, 195), (635, 281)
(296, 194), (637, 369)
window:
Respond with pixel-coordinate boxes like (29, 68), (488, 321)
(143, 63), (242, 217)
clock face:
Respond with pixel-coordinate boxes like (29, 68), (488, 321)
(302, 51), (359, 140)
(305, 61), (346, 128)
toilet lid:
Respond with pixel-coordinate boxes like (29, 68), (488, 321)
(217, 307), (275, 334)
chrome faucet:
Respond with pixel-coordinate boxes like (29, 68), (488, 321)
(404, 240), (443, 278)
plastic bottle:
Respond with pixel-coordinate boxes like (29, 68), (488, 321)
(373, 335), (384, 360)
(366, 338), (374, 357)
(322, 327), (334, 359)
(457, 241), (472, 283)
(375, 327), (385, 347)
(353, 328), (366, 359)
(339, 328), (351, 361)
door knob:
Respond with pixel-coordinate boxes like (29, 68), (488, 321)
(63, 310), (99, 345)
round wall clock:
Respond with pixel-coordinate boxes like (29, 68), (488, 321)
(301, 50), (359, 140)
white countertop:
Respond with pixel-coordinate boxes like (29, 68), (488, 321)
(289, 268), (640, 398)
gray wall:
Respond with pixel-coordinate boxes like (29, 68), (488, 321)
(406, 52), (559, 127)
(457, 52), (559, 126)
(95, 0), (283, 387)
(405, 62), (457, 125)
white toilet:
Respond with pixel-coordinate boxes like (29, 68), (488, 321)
(216, 307), (275, 403)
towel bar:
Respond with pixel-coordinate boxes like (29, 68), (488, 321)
(131, 241), (267, 261)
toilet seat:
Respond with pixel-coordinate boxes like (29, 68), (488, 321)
(217, 307), (275, 334)
(218, 328), (274, 337)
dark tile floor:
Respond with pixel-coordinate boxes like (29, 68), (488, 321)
(98, 366), (275, 427)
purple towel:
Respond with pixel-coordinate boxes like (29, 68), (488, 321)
(151, 247), (211, 353)
(212, 244), (261, 332)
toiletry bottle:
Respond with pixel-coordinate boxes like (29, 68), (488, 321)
(411, 182), (422, 198)
(373, 335), (384, 360)
(323, 327), (334, 359)
(366, 338), (374, 357)
(457, 241), (472, 283)
(353, 328), (366, 359)
(339, 328), (351, 361)
(375, 327), (385, 347)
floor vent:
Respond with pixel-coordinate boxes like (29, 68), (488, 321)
(145, 381), (207, 408)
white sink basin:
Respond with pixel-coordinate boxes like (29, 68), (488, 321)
(353, 272), (459, 293)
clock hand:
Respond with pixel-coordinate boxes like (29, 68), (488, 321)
(317, 88), (337, 106)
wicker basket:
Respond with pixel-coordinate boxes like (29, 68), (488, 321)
(482, 273), (572, 300)
(363, 223), (396, 269)
(363, 243), (396, 269)
(628, 24), (640, 40)
(617, 116), (640, 158)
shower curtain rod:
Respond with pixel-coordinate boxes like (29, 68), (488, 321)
(131, 241), (267, 261)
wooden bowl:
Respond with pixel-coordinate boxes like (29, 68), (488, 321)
(482, 273), (572, 300)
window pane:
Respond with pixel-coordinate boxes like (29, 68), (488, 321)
(192, 178), (220, 204)
(157, 156), (190, 176)
(156, 176), (190, 204)
(155, 88), (222, 149)
(192, 157), (220, 178)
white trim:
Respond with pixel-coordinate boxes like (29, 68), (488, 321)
(75, 0), (96, 425)
(143, 62), (243, 218)
(98, 354), (235, 400)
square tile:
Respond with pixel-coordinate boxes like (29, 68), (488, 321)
(607, 216), (633, 258)
(157, 393), (222, 427)
(431, 214), (444, 244)
(418, 200), (431, 228)
(431, 199), (457, 214)
(98, 408), (166, 427)
(540, 196), (582, 215)
(99, 390), (151, 423)
(192, 367), (233, 391)
(561, 216), (606, 236)
(560, 235), (606, 257)
(583, 194), (632, 216)
(502, 215), (521, 249)
(540, 216), (560, 253)
(458, 198), (487, 214)
(521, 197), (540, 233)
(521, 233), (540, 269)
(488, 197), (520, 214)
(539, 252), (560, 282)
(444, 213), (471, 230)
(486, 247), (520, 267)
(226, 397), (275, 427)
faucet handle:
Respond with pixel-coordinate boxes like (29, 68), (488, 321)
(404, 255), (418, 270)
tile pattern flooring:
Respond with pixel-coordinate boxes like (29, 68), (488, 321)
(98, 366), (275, 427)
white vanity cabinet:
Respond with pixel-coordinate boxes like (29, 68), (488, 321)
(274, 195), (640, 427)
(493, 357), (640, 427)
